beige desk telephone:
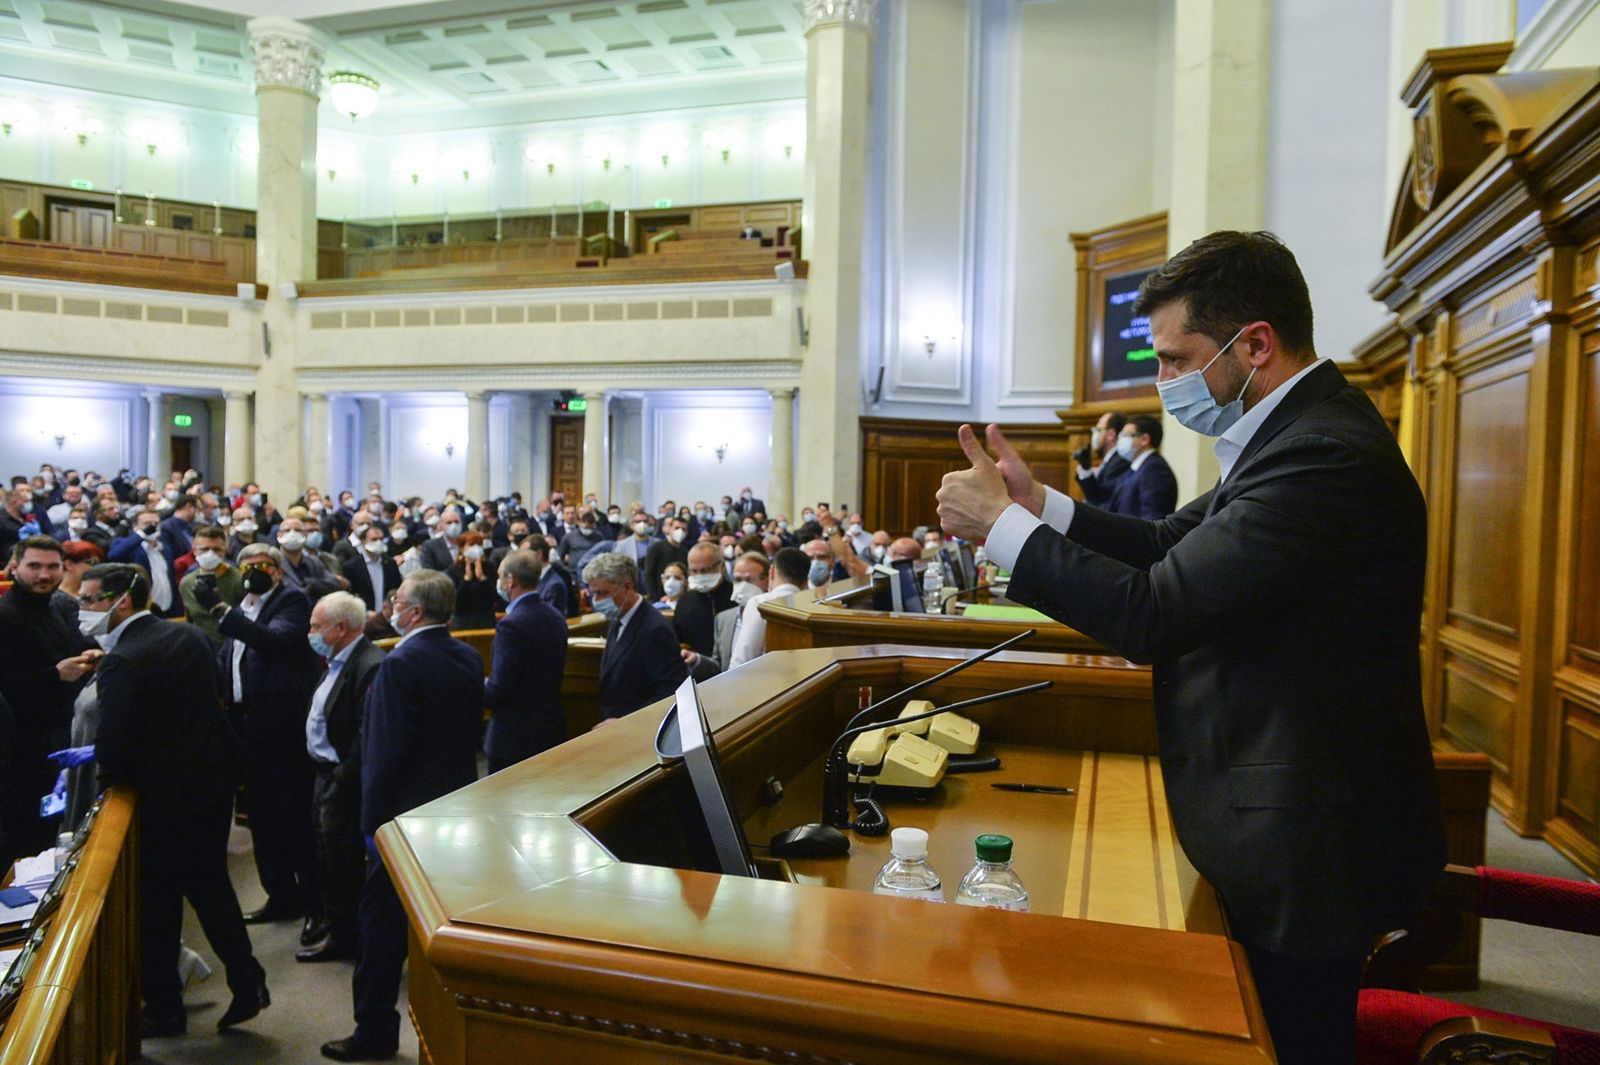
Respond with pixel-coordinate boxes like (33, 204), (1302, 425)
(846, 699), (980, 788)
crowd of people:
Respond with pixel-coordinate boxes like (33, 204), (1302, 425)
(0, 463), (966, 1060)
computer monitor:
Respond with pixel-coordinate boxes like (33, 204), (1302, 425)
(654, 676), (758, 878)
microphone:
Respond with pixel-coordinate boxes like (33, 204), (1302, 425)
(768, 630), (1042, 858)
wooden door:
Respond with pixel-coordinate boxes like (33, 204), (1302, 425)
(170, 436), (194, 475)
(549, 417), (584, 502)
(48, 202), (112, 246)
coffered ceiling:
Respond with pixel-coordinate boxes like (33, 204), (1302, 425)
(0, 0), (807, 131)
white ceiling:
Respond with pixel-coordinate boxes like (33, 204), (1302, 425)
(0, 0), (807, 132)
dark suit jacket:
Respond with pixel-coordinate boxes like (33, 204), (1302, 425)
(319, 636), (386, 765)
(1076, 450), (1131, 508)
(535, 566), (569, 617)
(216, 584), (322, 754)
(419, 536), (456, 572)
(734, 497), (766, 519)
(158, 514), (194, 561)
(108, 534), (183, 617)
(96, 614), (248, 810)
(1009, 361), (1443, 959)
(1105, 452), (1179, 520)
(672, 581), (733, 656)
(598, 600), (686, 719)
(360, 626), (484, 836)
(483, 594), (568, 764)
(341, 552), (402, 611)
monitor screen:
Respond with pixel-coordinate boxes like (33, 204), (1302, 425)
(1101, 266), (1160, 385)
(659, 676), (758, 878)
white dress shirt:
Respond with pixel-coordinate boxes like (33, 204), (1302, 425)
(230, 584), (277, 703)
(100, 609), (152, 653)
(984, 357), (1331, 573)
(306, 637), (359, 764)
(143, 538), (173, 611)
(364, 553), (387, 605)
(727, 582), (799, 669)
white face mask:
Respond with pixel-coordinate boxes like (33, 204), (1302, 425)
(669, 527), (686, 544)
(217, 513), (233, 527)
(310, 501), (325, 513)
(731, 580), (759, 606)
(235, 520), (257, 535)
(662, 577), (684, 597)
(634, 522), (650, 537)
(463, 545), (484, 561)
(1115, 435), (1138, 460)
(68, 517), (87, 532)
(364, 539), (387, 557)
(78, 594), (125, 638)
(278, 531), (306, 552)
(391, 527), (408, 543)
(195, 550), (223, 572)
(741, 523), (756, 535)
(688, 572), (720, 593)
(721, 545), (734, 560)
(846, 523), (861, 536)
(442, 522), (461, 539)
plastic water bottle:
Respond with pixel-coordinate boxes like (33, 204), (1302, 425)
(873, 827), (943, 902)
(955, 834), (1029, 911)
(973, 544), (988, 585)
(922, 559), (944, 614)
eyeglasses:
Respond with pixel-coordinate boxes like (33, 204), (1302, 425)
(77, 590), (119, 606)
(240, 563), (275, 574)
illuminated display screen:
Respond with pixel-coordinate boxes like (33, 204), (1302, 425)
(1101, 266), (1160, 385)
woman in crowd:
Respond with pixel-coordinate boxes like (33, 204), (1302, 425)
(656, 561), (686, 610)
(59, 539), (105, 599)
(449, 530), (499, 630)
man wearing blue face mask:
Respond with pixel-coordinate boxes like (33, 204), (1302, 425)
(1085, 413), (1177, 520)
(936, 230), (1441, 1065)
(581, 552), (685, 721)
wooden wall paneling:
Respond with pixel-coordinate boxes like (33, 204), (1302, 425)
(1561, 328), (1600, 678)
(549, 416), (584, 502)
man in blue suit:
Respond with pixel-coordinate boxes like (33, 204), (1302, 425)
(582, 551), (686, 720)
(1100, 414), (1179, 520)
(523, 536), (569, 617)
(483, 550), (568, 773)
(159, 493), (199, 562)
(322, 570), (483, 1063)
(108, 508), (183, 617)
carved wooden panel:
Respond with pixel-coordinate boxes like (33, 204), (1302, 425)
(1556, 699), (1600, 853)
(1570, 335), (1600, 673)
(1447, 359), (1530, 646)
(549, 416), (584, 503)
(1441, 652), (1515, 776)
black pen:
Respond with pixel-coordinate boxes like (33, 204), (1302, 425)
(991, 783), (1075, 795)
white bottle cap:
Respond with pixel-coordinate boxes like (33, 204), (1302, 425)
(890, 826), (928, 859)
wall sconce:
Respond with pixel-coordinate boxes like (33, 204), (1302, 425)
(1, 122), (12, 138)
(55, 106), (102, 146)
(923, 336), (936, 356)
(583, 135), (618, 172)
(52, 434), (66, 450)
(715, 443), (729, 464)
(444, 442), (455, 459)
(524, 142), (564, 175)
(131, 119), (180, 157)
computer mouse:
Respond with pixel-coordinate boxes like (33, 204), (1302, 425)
(768, 823), (851, 858)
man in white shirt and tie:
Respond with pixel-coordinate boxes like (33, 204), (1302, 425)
(727, 547), (807, 669)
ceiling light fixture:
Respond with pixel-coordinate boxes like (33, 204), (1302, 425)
(328, 71), (380, 121)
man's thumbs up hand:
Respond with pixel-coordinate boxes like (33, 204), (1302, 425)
(985, 424), (1044, 516)
(937, 425), (1018, 542)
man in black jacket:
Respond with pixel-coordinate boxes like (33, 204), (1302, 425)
(341, 523), (401, 612)
(582, 551), (686, 720)
(199, 542), (325, 942)
(84, 563), (266, 1037)
(936, 231), (1442, 1065)
(323, 571), (482, 1062)
(483, 551), (567, 773)
(0, 536), (92, 863)
(671, 541), (733, 657)
(299, 591), (385, 962)
(1073, 410), (1131, 507)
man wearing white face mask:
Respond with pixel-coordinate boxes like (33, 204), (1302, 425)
(274, 516), (345, 601)
(229, 506), (262, 559)
(180, 525), (244, 647)
(341, 523), (401, 613)
(670, 541), (732, 659)
(1081, 413), (1178, 520)
(418, 506), (464, 571)
(108, 507), (182, 617)
(581, 552), (685, 721)
(640, 516), (689, 600)
(936, 230), (1441, 1065)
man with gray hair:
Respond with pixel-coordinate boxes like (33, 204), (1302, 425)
(482, 550), (567, 773)
(324, 570), (482, 1062)
(582, 551), (685, 721)
(298, 591), (385, 964)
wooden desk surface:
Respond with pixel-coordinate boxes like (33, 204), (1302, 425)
(381, 646), (1272, 1064)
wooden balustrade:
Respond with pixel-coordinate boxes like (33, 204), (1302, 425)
(0, 236), (262, 297)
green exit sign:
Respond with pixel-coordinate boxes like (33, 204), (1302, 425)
(566, 397), (588, 412)
(69, 179), (94, 191)
(653, 198), (672, 208)
(172, 414), (193, 427)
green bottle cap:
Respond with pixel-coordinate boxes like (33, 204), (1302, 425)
(974, 834), (1012, 862)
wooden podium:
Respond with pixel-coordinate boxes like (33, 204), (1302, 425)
(381, 646), (1276, 1064)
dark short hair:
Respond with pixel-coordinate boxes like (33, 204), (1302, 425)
(1102, 411), (1130, 434)
(177, 493), (201, 510)
(1128, 414), (1164, 449)
(772, 546), (809, 586)
(192, 525), (227, 542)
(12, 535), (64, 564)
(1134, 230), (1314, 354)
(83, 562), (150, 609)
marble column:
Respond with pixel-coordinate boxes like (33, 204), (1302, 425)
(466, 390), (491, 503)
(581, 391), (608, 504)
(798, 0), (874, 513)
(204, 396), (227, 485)
(508, 393), (536, 503)
(304, 392), (330, 493)
(768, 387), (796, 522)
(144, 390), (170, 481)
(247, 16), (324, 500)
(1161, 0), (1269, 505)
(357, 398), (382, 493)
(223, 390), (253, 486)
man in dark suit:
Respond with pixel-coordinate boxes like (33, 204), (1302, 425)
(640, 517), (689, 600)
(733, 487), (765, 519)
(83, 563), (267, 1037)
(322, 571), (482, 1062)
(672, 541), (733, 657)
(936, 231), (1443, 1065)
(299, 591), (385, 963)
(520, 536), (570, 620)
(158, 493), (199, 561)
(341, 523), (401, 612)
(0, 537), (91, 863)
(1074, 410), (1131, 508)
(108, 508), (183, 617)
(1100, 414), (1179, 519)
(196, 542), (325, 942)
(581, 552), (686, 720)
(418, 506), (464, 571)
(483, 551), (567, 773)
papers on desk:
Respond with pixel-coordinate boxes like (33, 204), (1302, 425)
(0, 947), (21, 972)
(2, 849), (62, 927)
